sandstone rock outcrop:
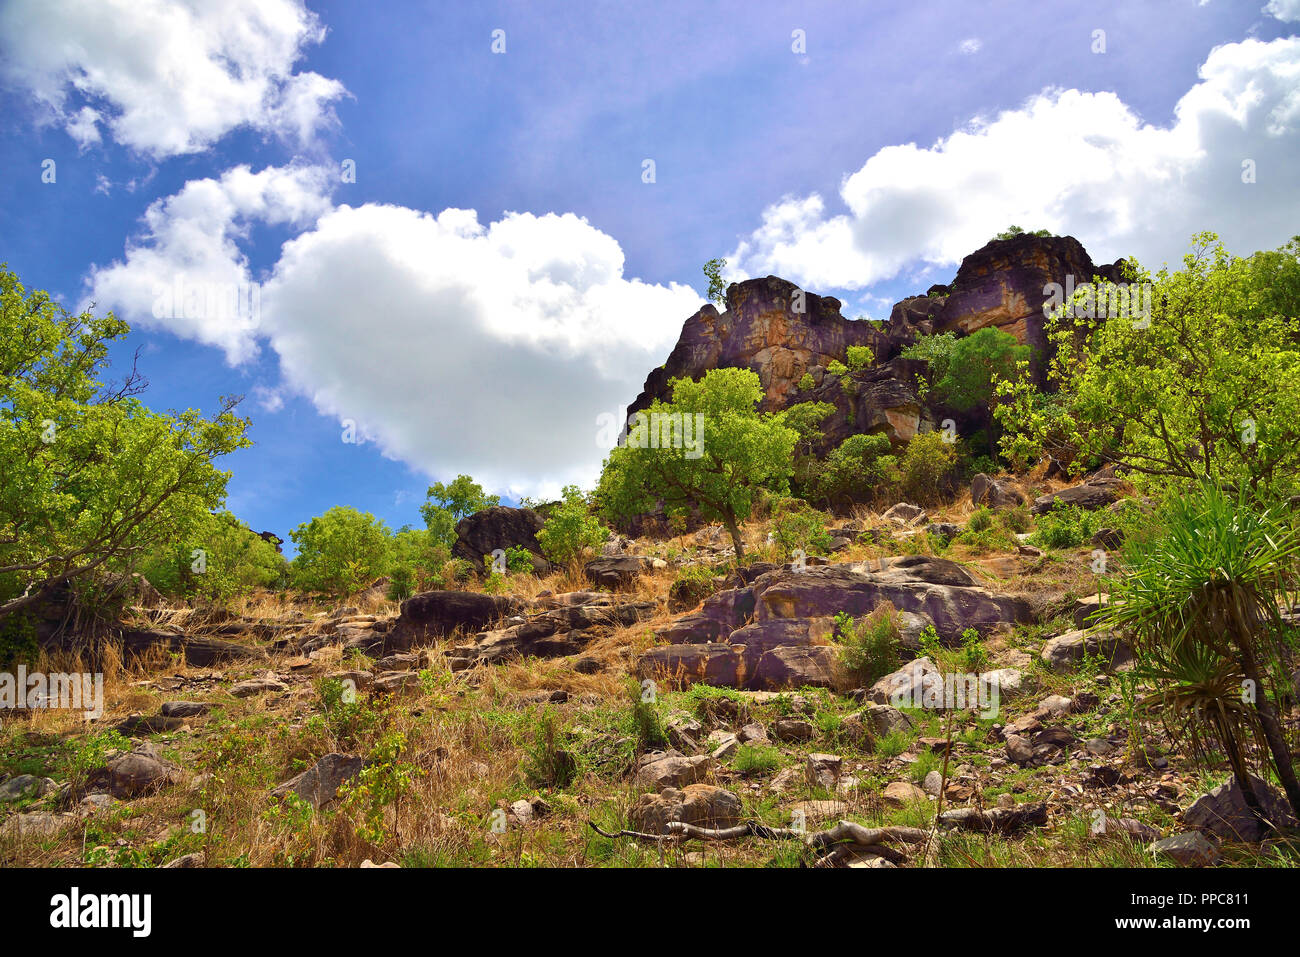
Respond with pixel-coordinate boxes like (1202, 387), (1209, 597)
(452, 506), (554, 575)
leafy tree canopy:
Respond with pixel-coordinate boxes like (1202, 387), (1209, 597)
(420, 474), (499, 547)
(0, 265), (250, 620)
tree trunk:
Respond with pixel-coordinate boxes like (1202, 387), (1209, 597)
(723, 511), (745, 561)
(1239, 645), (1300, 821)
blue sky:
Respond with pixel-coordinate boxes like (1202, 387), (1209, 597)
(2, 0), (1298, 553)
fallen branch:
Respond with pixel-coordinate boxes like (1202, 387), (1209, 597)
(938, 802), (1049, 834)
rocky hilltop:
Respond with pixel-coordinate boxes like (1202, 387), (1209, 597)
(628, 234), (1125, 435)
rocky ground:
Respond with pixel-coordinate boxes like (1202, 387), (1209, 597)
(2, 471), (1297, 869)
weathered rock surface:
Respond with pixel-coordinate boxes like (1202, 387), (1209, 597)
(270, 753), (364, 809)
(1182, 774), (1297, 843)
(1031, 478), (1126, 515)
(385, 590), (521, 652)
(451, 506), (553, 575)
(628, 784), (742, 834)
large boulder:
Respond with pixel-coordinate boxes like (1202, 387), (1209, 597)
(584, 556), (652, 589)
(1031, 478), (1126, 515)
(451, 506), (553, 575)
(1040, 629), (1131, 672)
(971, 473), (1024, 508)
(270, 753), (364, 809)
(752, 558), (1033, 641)
(386, 590), (520, 651)
(1183, 775), (1297, 843)
(931, 234), (1123, 387)
(627, 277), (884, 419)
(628, 785), (742, 834)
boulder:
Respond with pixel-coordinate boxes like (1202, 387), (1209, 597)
(270, 753), (364, 809)
(1031, 478), (1125, 515)
(386, 590), (521, 651)
(1149, 832), (1220, 867)
(0, 774), (56, 803)
(1041, 629), (1131, 672)
(628, 785), (742, 834)
(1183, 774), (1298, 843)
(636, 752), (713, 789)
(451, 506), (553, 575)
(230, 676), (287, 697)
(866, 657), (943, 707)
(970, 473), (1024, 508)
(584, 556), (652, 589)
(883, 781), (927, 806)
(90, 742), (179, 798)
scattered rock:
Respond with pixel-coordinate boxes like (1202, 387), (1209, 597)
(629, 784), (742, 834)
(270, 753), (364, 809)
(636, 752), (713, 789)
(230, 676), (287, 697)
(1183, 774), (1298, 843)
(1149, 832), (1220, 867)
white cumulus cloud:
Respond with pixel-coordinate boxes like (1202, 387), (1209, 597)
(86, 163), (335, 363)
(730, 37), (1300, 289)
(0, 0), (346, 157)
(86, 173), (703, 496)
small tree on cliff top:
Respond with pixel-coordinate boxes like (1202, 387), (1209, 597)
(597, 368), (797, 559)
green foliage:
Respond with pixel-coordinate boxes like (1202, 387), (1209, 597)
(536, 485), (609, 565)
(809, 432), (896, 508)
(994, 225), (1052, 241)
(1100, 482), (1300, 819)
(522, 707), (579, 788)
(0, 265), (251, 621)
(1028, 501), (1107, 550)
(625, 678), (667, 751)
(846, 345), (875, 371)
(289, 506), (392, 597)
(340, 730), (421, 844)
(669, 563), (719, 610)
(834, 606), (901, 686)
(420, 475), (499, 548)
(826, 359), (848, 377)
(769, 500), (833, 558)
(598, 368), (797, 559)
(997, 234), (1300, 499)
(967, 507), (994, 532)
(703, 258), (728, 307)
(901, 332), (958, 384)
(733, 743), (781, 774)
(385, 526), (450, 600)
(0, 611), (39, 669)
(897, 431), (959, 505)
(140, 510), (288, 603)
(798, 372), (815, 391)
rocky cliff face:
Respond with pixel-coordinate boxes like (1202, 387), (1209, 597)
(626, 234), (1123, 440)
(628, 276), (885, 419)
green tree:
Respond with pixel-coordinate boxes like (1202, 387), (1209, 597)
(996, 233), (1300, 499)
(0, 266), (251, 621)
(993, 225), (1052, 241)
(385, 525), (450, 599)
(140, 511), (287, 603)
(535, 486), (609, 565)
(703, 258), (728, 307)
(1101, 482), (1300, 823)
(809, 432), (897, 509)
(290, 506), (392, 596)
(420, 475), (499, 547)
(597, 368), (797, 558)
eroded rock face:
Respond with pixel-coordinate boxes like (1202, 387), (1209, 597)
(386, 591), (521, 652)
(930, 235), (1123, 386)
(628, 277), (884, 420)
(270, 753), (364, 809)
(638, 556), (1036, 692)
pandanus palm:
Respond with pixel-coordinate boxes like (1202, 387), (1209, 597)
(1101, 482), (1300, 828)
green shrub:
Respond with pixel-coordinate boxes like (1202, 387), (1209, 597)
(734, 743), (781, 774)
(897, 431), (958, 505)
(770, 501), (833, 558)
(809, 432), (897, 508)
(834, 605), (901, 686)
(826, 359), (848, 377)
(846, 345), (875, 371)
(669, 564), (719, 610)
(1029, 501), (1107, 549)
(798, 372), (815, 391)
(290, 506), (392, 597)
(522, 708), (579, 789)
(968, 507), (994, 532)
(536, 485), (610, 565)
